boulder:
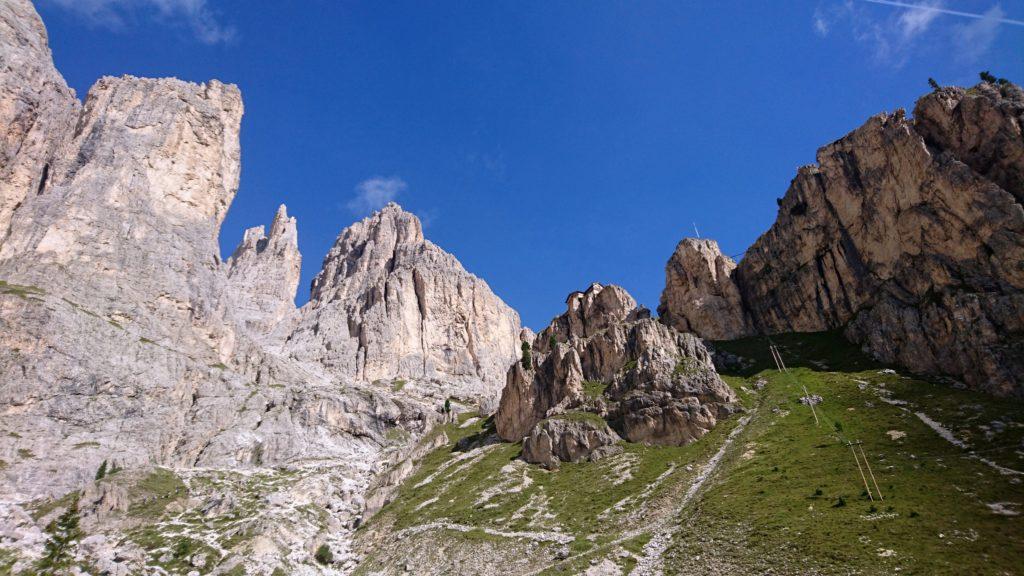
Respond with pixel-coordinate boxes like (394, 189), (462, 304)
(522, 415), (622, 469)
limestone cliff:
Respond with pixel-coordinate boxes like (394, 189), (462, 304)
(226, 204), (301, 341)
(658, 238), (753, 340)
(0, 1), (522, 572)
(286, 203), (521, 399)
(660, 81), (1024, 396)
(0, 0), (79, 244)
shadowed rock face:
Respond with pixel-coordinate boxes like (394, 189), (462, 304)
(285, 202), (521, 398)
(661, 82), (1024, 397)
(495, 283), (736, 451)
(0, 0), (80, 244)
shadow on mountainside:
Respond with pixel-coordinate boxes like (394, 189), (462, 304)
(710, 330), (882, 378)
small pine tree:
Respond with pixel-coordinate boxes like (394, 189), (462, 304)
(443, 398), (451, 414)
(980, 71), (997, 84)
(520, 341), (532, 370)
(95, 459), (108, 481)
(314, 543), (333, 565)
(35, 495), (83, 575)
(548, 335), (557, 349)
(928, 77), (940, 91)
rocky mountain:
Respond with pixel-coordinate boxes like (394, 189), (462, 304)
(0, 0), (78, 243)
(286, 203), (521, 399)
(0, 1), (519, 573)
(496, 283), (737, 465)
(661, 81), (1024, 397)
(658, 238), (753, 341)
(2, 1), (1022, 574)
(226, 204), (301, 341)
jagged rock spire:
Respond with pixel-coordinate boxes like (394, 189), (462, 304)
(658, 238), (753, 341)
(227, 204), (301, 339)
(287, 202), (521, 398)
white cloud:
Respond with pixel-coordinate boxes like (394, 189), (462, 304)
(812, 0), (1015, 67)
(348, 177), (407, 215)
(43, 0), (236, 45)
(814, 6), (832, 36)
(953, 5), (1004, 62)
(898, 0), (943, 39)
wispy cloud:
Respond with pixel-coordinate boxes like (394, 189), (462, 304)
(862, 0), (1024, 26)
(348, 177), (407, 215)
(812, 0), (1018, 67)
(897, 0), (943, 39)
(43, 0), (236, 45)
(953, 5), (1007, 62)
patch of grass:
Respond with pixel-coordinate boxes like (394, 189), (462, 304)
(128, 468), (187, 519)
(363, 403), (740, 572)
(209, 362), (228, 370)
(0, 280), (44, 299)
(385, 427), (410, 443)
(0, 548), (17, 576)
(711, 330), (880, 377)
(582, 380), (608, 399)
(17, 448), (33, 459)
(72, 441), (101, 450)
(30, 491), (79, 522)
(315, 543), (333, 565)
(545, 410), (608, 428)
(673, 356), (704, 376)
(391, 379), (407, 392)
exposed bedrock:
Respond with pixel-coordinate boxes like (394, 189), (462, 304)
(495, 283), (737, 457)
(660, 81), (1024, 397)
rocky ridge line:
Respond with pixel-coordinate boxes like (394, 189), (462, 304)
(660, 80), (1024, 397)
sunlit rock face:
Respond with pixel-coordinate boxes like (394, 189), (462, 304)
(658, 238), (754, 341)
(0, 2), (524, 572)
(226, 204), (302, 342)
(286, 202), (522, 400)
(661, 82), (1024, 397)
(496, 283), (737, 450)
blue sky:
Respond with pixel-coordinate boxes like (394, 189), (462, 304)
(37, 0), (1024, 329)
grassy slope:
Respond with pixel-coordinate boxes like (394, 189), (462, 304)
(665, 333), (1024, 576)
(355, 411), (743, 575)
(357, 332), (1023, 575)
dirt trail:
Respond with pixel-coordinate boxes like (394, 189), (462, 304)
(628, 414), (751, 576)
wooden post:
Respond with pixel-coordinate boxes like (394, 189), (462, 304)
(769, 345), (783, 372)
(859, 445), (884, 501)
(849, 442), (874, 501)
(775, 346), (789, 372)
(773, 345), (819, 426)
